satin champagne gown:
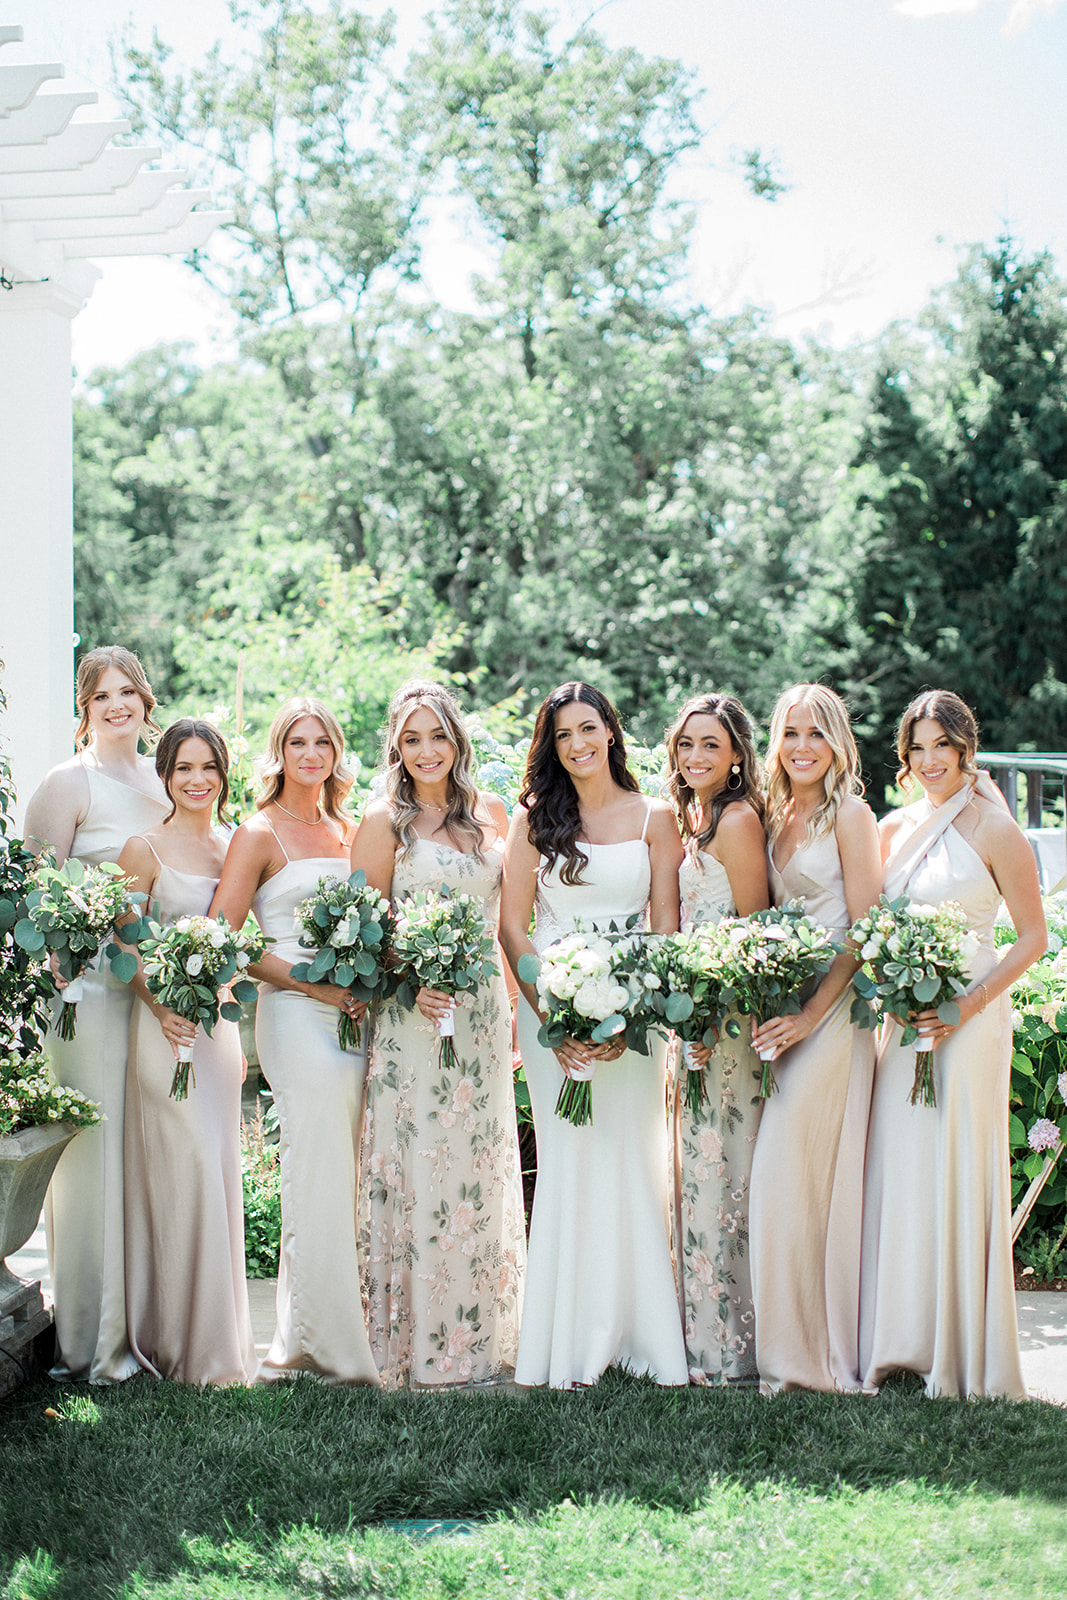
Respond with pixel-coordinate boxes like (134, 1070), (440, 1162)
(359, 837), (526, 1388)
(748, 830), (876, 1392)
(44, 763), (169, 1382)
(515, 809), (688, 1390)
(860, 787), (1026, 1400)
(252, 827), (378, 1383)
(124, 844), (256, 1385)
(672, 849), (762, 1383)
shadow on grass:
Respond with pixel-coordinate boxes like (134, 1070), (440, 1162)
(1, 1368), (1065, 1597)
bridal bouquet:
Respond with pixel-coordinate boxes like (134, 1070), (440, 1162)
(849, 895), (975, 1107)
(135, 915), (265, 1099)
(715, 905), (840, 1097)
(517, 919), (658, 1126)
(391, 890), (498, 1073)
(645, 925), (734, 1116)
(289, 870), (396, 1050)
(14, 858), (141, 1040)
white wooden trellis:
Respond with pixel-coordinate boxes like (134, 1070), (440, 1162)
(0, 22), (230, 819)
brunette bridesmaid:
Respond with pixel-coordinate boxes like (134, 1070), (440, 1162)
(24, 646), (167, 1382)
(860, 692), (1044, 1399)
(664, 693), (769, 1384)
(747, 684), (881, 1393)
(210, 697), (378, 1384)
(117, 720), (255, 1385)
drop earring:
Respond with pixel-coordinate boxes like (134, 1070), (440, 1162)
(727, 763), (743, 791)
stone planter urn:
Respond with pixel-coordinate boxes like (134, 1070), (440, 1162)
(0, 1122), (77, 1395)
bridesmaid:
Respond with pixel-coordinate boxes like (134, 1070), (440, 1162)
(24, 645), (167, 1382)
(500, 681), (688, 1390)
(747, 683), (881, 1393)
(860, 691), (1045, 1399)
(663, 693), (769, 1385)
(210, 697), (378, 1385)
(351, 680), (526, 1388)
(117, 720), (255, 1385)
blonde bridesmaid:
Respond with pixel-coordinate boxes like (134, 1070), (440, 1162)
(24, 646), (167, 1382)
(748, 683), (881, 1393)
(664, 693), (769, 1384)
(860, 691), (1044, 1399)
(210, 698), (378, 1385)
(117, 720), (255, 1385)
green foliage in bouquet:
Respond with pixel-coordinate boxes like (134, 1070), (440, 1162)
(391, 890), (499, 1073)
(645, 927), (733, 1117)
(14, 858), (141, 1040)
(289, 870), (397, 1050)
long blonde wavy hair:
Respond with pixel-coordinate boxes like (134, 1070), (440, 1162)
(765, 683), (863, 844)
(255, 698), (354, 824)
(382, 680), (484, 859)
(74, 646), (161, 750)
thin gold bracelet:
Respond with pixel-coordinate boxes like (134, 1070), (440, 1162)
(975, 981), (988, 1013)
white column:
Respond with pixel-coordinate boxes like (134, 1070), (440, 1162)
(0, 275), (89, 826)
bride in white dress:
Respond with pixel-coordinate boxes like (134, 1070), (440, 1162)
(500, 681), (688, 1390)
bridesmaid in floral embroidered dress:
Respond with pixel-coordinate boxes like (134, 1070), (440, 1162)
(24, 646), (167, 1383)
(664, 693), (768, 1385)
(352, 680), (525, 1388)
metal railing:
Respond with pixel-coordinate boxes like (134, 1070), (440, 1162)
(978, 752), (1067, 828)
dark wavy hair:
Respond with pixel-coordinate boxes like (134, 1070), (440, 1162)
(894, 689), (979, 789)
(519, 682), (639, 884)
(663, 693), (765, 850)
(155, 719), (230, 824)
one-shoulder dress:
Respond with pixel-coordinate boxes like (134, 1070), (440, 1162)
(514, 818), (688, 1389)
(672, 850), (762, 1383)
(859, 789), (1026, 1400)
(748, 830), (876, 1392)
(124, 846), (255, 1384)
(251, 833), (378, 1384)
(359, 836), (526, 1387)
(45, 764), (169, 1383)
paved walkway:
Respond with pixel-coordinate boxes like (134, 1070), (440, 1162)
(8, 1219), (1067, 1402)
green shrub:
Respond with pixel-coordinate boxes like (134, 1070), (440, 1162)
(241, 1103), (281, 1278)
(1000, 896), (1067, 1240)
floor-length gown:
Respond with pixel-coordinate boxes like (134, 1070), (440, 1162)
(124, 847), (255, 1385)
(44, 764), (168, 1382)
(859, 787), (1026, 1400)
(672, 850), (762, 1384)
(748, 831), (876, 1392)
(359, 838), (526, 1387)
(252, 827), (378, 1384)
(515, 813), (688, 1390)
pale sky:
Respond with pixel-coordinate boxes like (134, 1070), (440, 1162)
(4, 0), (1067, 374)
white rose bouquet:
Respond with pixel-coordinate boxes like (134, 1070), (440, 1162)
(715, 905), (841, 1098)
(133, 914), (265, 1100)
(645, 926), (734, 1116)
(517, 919), (659, 1126)
(289, 870), (397, 1050)
(849, 894), (975, 1108)
(391, 890), (499, 1074)
(14, 857), (142, 1040)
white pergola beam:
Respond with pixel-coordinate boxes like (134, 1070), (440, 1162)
(0, 147), (160, 201)
(2, 119), (131, 173)
(66, 208), (232, 259)
(0, 62), (63, 115)
(0, 91), (98, 146)
(30, 186), (210, 241)
(3, 171), (189, 224)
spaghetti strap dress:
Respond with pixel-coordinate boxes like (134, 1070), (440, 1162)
(44, 763), (169, 1383)
(860, 789), (1026, 1399)
(124, 843), (255, 1384)
(672, 849), (762, 1383)
(359, 836), (526, 1387)
(748, 830), (876, 1392)
(251, 828), (378, 1384)
(514, 806), (688, 1390)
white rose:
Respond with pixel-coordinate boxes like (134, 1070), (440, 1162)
(209, 925), (227, 948)
(861, 939), (880, 961)
(186, 952), (204, 976)
(235, 951), (250, 969)
(175, 917), (193, 934)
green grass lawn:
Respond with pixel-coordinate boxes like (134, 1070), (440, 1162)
(2, 1370), (1066, 1599)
